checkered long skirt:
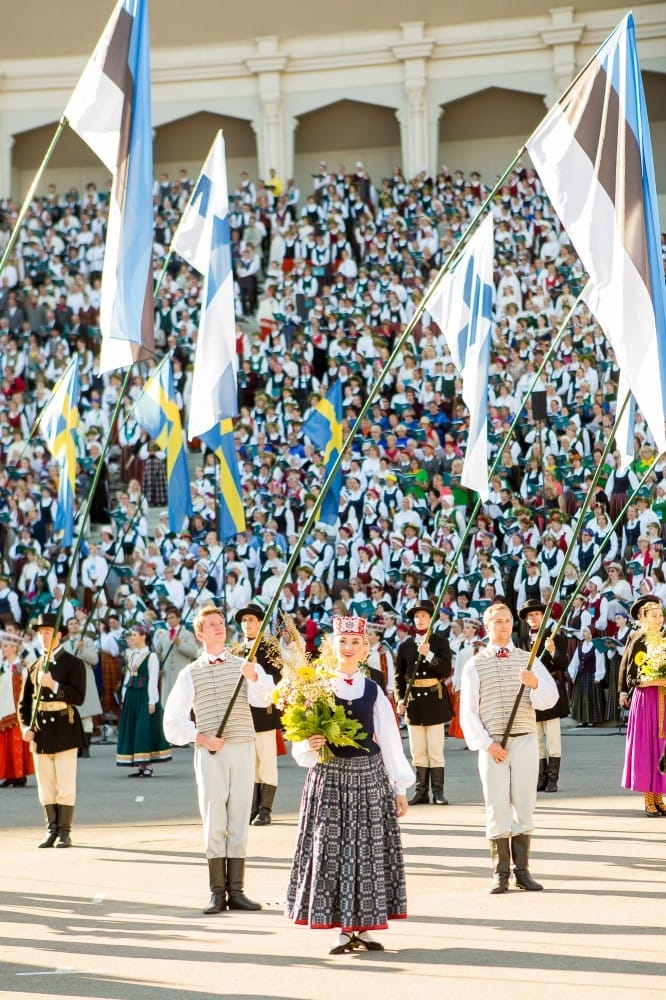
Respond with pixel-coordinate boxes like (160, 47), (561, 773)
(286, 753), (408, 932)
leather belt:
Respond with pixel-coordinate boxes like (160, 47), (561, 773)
(492, 732), (530, 739)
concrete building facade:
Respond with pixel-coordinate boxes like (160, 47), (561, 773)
(0, 2), (664, 209)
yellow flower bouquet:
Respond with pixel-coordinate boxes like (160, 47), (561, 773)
(272, 622), (366, 762)
(635, 643), (666, 685)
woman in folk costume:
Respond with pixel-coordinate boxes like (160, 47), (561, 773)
(286, 615), (413, 954)
(116, 623), (171, 778)
(0, 633), (35, 787)
(448, 617), (482, 742)
(585, 577), (609, 636)
(569, 626), (606, 727)
(605, 609), (632, 724)
(619, 595), (666, 817)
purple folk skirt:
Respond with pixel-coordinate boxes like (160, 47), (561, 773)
(621, 685), (666, 793)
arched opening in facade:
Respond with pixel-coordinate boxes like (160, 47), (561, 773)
(293, 99), (400, 195)
(642, 71), (666, 194)
(438, 87), (546, 184)
(13, 123), (105, 201)
(154, 111), (257, 197)
(11, 110), (258, 205)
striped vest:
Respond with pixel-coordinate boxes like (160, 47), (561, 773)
(474, 648), (537, 739)
(190, 653), (255, 743)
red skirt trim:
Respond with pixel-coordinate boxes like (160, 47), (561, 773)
(294, 914), (407, 930)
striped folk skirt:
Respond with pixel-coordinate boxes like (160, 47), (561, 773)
(571, 672), (606, 725)
(116, 687), (172, 767)
(286, 753), (407, 932)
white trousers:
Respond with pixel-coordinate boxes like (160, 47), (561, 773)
(254, 730), (278, 786)
(477, 733), (538, 839)
(194, 740), (255, 859)
(34, 748), (78, 806)
(408, 723), (445, 768)
(537, 717), (562, 758)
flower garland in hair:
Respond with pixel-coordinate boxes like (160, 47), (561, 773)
(272, 617), (367, 762)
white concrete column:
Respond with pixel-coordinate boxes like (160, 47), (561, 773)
(394, 103), (406, 180)
(539, 6), (584, 107)
(0, 130), (15, 200)
(249, 116), (262, 176)
(392, 23), (433, 180)
(284, 116), (299, 184)
(260, 94), (285, 180)
(246, 37), (287, 184)
(430, 105), (444, 178)
(406, 77), (429, 177)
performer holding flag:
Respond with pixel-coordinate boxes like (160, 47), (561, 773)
(517, 598), (570, 794)
(460, 603), (558, 894)
(163, 605), (274, 914)
(18, 614), (86, 849)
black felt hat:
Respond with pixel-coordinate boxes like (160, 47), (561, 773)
(406, 600), (435, 621)
(33, 612), (60, 630)
(630, 595), (663, 620)
(234, 602), (266, 626)
(518, 598), (548, 621)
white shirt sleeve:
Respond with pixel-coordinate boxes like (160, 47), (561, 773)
(568, 649), (580, 681)
(384, 648), (395, 695)
(246, 663), (276, 708)
(594, 649), (606, 683)
(148, 652), (160, 705)
(100, 633), (120, 656)
(529, 657), (559, 710)
(373, 685), (415, 794)
(291, 739), (319, 769)
(163, 666), (197, 745)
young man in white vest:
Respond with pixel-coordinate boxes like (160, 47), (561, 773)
(163, 604), (274, 914)
(459, 601), (558, 894)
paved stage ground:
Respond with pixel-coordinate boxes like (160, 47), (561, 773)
(1, 721), (665, 1000)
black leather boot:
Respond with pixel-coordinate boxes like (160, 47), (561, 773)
(252, 784), (276, 825)
(226, 858), (261, 910)
(511, 834), (543, 890)
(408, 766), (430, 805)
(537, 758), (548, 791)
(430, 767), (448, 805)
(55, 805), (74, 848)
(203, 858), (227, 914)
(545, 757), (560, 793)
(38, 804), (59, 848)
(81, 733), (91, 758)
(489, 838), (511, 893)
(250, 783), (261, 824)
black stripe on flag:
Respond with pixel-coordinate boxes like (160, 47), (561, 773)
(103, 6), (133, 174)
(562, 59), (650, 296)
(103, 5), (155, 364)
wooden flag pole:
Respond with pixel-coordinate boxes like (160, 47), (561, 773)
(0, 117), (67, 277)
(209, 156), (566, 749)
(499, 391), (633, 747)
(551, 456), (662, 638)
(402, 284), (590, 704)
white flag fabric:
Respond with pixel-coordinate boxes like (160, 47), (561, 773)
(526, 12), (666, 455)
(427, 214), (495, 500)
(64, 0), (154, 374)
(615, 375), (636, 475)
(172, 131), (238, 438)
(172, 130), (225, 276)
